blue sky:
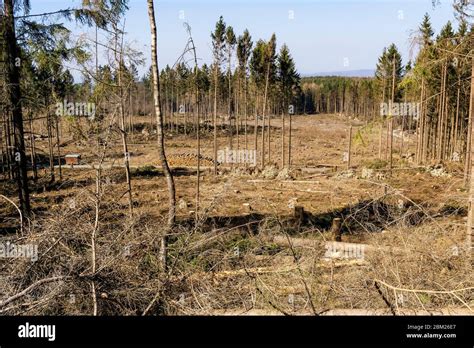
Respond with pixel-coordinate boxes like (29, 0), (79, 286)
(30, 0), (458, 78)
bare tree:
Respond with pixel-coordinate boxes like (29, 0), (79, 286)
(183, 22), (201, 221)
(147, 0), (176, 270)
(114, 21), (134, 215)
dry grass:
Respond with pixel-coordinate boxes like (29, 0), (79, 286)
(1, 114), (472, 315)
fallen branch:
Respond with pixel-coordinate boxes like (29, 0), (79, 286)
(0, 276), (68, 309)
(374, 279), (474, 312)
(0, 194), (23, 235)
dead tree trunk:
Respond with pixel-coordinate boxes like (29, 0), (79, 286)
(184, 23), (200, 221)
(330, 218), (342, 242)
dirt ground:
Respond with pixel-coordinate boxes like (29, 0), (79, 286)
(9, 113), (465, 222)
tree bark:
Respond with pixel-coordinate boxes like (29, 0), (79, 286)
(213, 62), (218, 175)
(389, 57), (396, 175)
(288, 110), (292, 168)
(4, 0), (30, 216)
(147, 0), (176, 270)
(347, 125), (352, 170)
(466, 48), (474, 260)
(281, 109), (285, 168)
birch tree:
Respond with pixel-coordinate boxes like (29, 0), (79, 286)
(146, 0), (176, 270)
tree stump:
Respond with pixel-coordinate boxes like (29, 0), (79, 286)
(330, 218), (342, 241)
(293, 206), (305, 224)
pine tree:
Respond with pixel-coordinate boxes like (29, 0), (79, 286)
(420, 13), (434, 47)
(250, 39), (266, 160)
(263, 34), (277, 166)
(237, 29), (253, 156)
(211, 16), (226, 174)
(277, 44), (300, 167)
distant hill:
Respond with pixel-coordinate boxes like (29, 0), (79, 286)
(302, 69), (375, 78)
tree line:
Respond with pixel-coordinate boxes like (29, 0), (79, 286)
(300, 13), (473, 175)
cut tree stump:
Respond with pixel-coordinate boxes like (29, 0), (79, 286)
(330, 218), (342, 241)
(293, 206), (305, 224)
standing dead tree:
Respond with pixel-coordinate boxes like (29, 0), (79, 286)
(178, 22), (201, 220)
(115, 21), (134, 215)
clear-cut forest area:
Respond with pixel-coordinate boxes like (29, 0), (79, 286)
(0, 0), (473, 316)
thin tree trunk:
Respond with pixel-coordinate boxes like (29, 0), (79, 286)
(236, 72), (240, 157)
(116, 26), (133, 215)
(213, 66), (218, 175)
(466, 50), (474, 260)
(184, 23), (200, 221)
(268, 97), (271, 165)
(281, 109), (285, 168)
(262, 60), (272, 168)
(389, 58), (396, 175)
(454, 81), (461, 154)
(254, 90), (258, 159)
(378, 121), (383, 160)
(416, 78), (425, 164)
(55, 115), (62, 181)
(47, 112), (55, 183)
(228, 50), (232, 152)
(288, 111), (292, 168)
(147, 0), (176, 271)
(347, 125), (352, 169)
(244, 73), (248, 158)
(29, 112), (37, 181)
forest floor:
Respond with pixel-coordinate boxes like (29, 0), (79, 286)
(1, 114), (472, 315)
(13, 114), (467, 225)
